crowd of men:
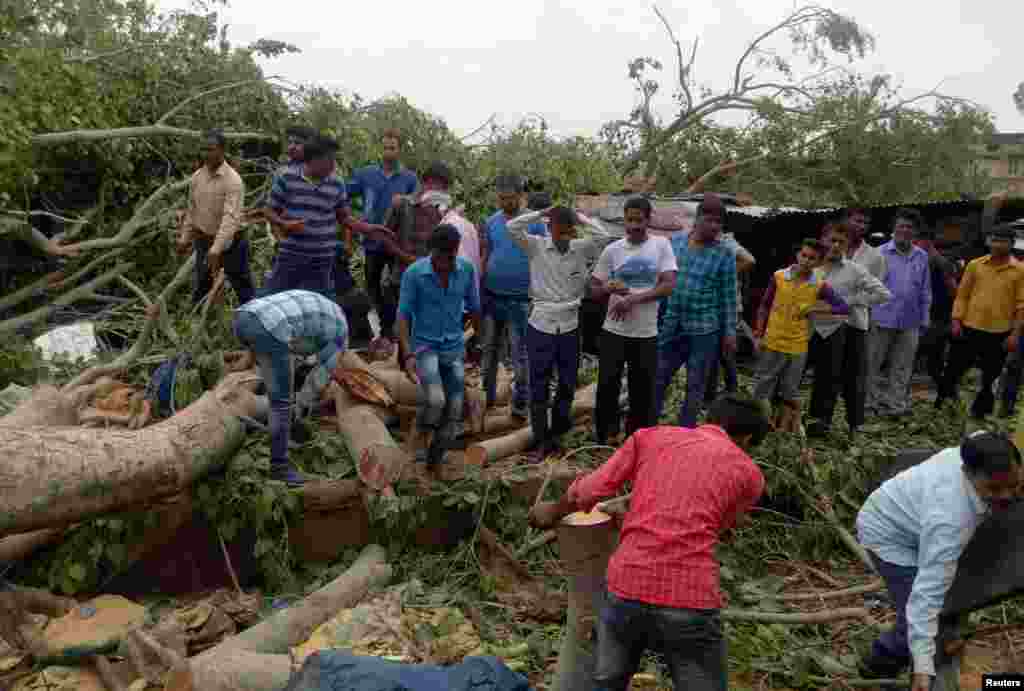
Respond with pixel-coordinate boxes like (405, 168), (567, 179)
(178, 124), (1024, 690)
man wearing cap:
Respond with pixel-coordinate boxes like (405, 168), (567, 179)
(345, 128), (419, 343)
(232, 289), (349, 486)
(396, 225), (481, 470)
(936, 224), (1024, 419)
(655, 193), (736, 428)
(177, 129), (254, 305)
(868, 209), (932, 418)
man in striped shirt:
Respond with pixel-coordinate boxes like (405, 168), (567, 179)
(233, 290), (349, 486)
(264, 136), (394, 300)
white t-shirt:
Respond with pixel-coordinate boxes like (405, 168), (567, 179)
(593, 235), (677, 338)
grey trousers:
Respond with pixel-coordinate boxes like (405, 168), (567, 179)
(868, 326), (920, 414)
(753, 348), (807, 402)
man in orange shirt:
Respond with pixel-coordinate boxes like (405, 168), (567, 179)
(529, 394), (771, 691)
(936, 224), (1024, 418)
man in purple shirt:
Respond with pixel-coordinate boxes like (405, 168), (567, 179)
(868, 209), (932, 418)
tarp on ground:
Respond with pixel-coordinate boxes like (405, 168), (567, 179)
(283, 651), (533, 691)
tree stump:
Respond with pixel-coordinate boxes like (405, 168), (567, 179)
(552, 510), (618, 691)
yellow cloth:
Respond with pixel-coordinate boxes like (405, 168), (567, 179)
(952, 255), (1024, 334)
(182, 161), (244, 253)
(764, 268), (822, 355)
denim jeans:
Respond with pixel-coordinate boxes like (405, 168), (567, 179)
(705, 344), (738, 405)
(192, 235), (255, 306)
(594, 590), (727, 691)
(415, 347), (465, 441)
(261, 250), (335, 300)
(364, 251), (397, 338)
(526, 325), (579, 444)
(654, 331), (721, 428)
(868, 551), (917, 664)
(233, 311), (292, 464)
(480, 291), (530, 412)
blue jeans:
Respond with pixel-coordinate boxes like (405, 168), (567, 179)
(415, 347), (465, 440)
(594, 590), (727, 691)
(526, 325), (579, 444)
(192, 235), (255, 306)
(654, 331), (721, 428)
(481, 291), (530, 412)
(705, 345), (738, 405)
(233, 311), (292, 464)
(869, 551), (916, 664)
(261, 250), (335, 300)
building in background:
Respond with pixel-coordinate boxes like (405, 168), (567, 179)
(972, 132), (1024, 196)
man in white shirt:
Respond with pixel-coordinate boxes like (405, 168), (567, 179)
(590, 197), (678, 443)
(508, 206), (610, 457)
(857, 432), (1021, 690)
(844, 208), (887, 281)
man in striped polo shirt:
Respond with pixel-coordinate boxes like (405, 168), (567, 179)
(264, 136), (394, 299)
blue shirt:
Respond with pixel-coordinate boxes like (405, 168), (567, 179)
(662, 231), (738, 338)
(398, 257), (481, 353)
(269, 168), (349, 260)
(346, 164), (418, 252)
(856, 447), (990, 676)
(484, 210), (547, 297)
(872, 242), (933, 330)
(236, 290), (349, 397)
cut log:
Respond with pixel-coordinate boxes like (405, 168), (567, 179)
(164, 649), (292, 691)
(0, 372), (266, 538)
(288, 480), (370, 562)
(552, 510), (618, 691)
(465, 383), (598, 465)
(0, 527), (67, 564)
(368, 365), (488, 435)
(330, 384), (410, 492)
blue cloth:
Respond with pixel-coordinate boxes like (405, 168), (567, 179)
(269, 168), (349, 259)
(346, 164), (418, 252)
(283, 650), (533, 691)
(397, 257), (480, 353)
(481, 291), (530, 410)
(594, 589), (726, 691)
(856, 447), (990, 676)
(415, 347), (465, 432)
(235, 290), (349, 399)
(527, 324), (579, 441)
(233, 311), (293, 463)
(868, 551), (917, 666)
(262, 252), (335, 302)
(483, 210), (545, 297)
(654, 331), (721, 428)
(663, 231), (738, 337)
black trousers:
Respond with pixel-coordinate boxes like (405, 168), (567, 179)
(364, 251), (397, 339)
(595, 331), (658, 442)
(808, 325), (868, 430)
(939, 326), (1009, 417)
(192, 234), (254, 306)
(918, 320), (951, 388)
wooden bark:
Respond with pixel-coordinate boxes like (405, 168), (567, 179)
(0, 372), (266, 538)
(0, 527), (66, 564)
(368, 365), (488, 435)
(552, 511), (618, 691)
(465, 383), (598, 465)
(163, 650), (292, 691)
(330, 384), (410, 492)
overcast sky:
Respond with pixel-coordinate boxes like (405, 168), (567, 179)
(161, 0), (1024, 140)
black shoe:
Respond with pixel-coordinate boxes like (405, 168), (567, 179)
(858, 651), (909, 679)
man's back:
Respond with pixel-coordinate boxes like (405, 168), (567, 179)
(570, 425), (763, 609)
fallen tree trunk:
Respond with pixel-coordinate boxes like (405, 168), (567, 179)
(330, 384), (410, 492)
(166, 544), (392, 691)
(0, 527), (67, 564)
(369, 366), (488, 434)
(465, 383), (598, 465)
(552, 510), (618, 691)
(0, 372), (266, 538)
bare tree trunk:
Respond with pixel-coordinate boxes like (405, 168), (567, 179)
(329, 384), (410, 491)
(0, 372), (266, 538)
(552, 511), (618, 691)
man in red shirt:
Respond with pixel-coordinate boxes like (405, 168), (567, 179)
(530, 394), (770, 691)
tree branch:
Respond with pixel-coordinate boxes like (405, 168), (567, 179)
(63, 257), (194, 390)
(32, 125), (276, 146)
(0, 263), (135, 337)
(653, 5), (694, 112)
(775, 579), (883, 602)
(157, 77), (280, 126)
(66, 43), (161, 64)
(722, 606), (870, 623)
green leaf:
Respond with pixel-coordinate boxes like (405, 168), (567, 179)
(68, 563), (87, 582)
(463, 492), (480, 505)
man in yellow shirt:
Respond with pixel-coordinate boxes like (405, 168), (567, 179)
(936, 224), (1024, 418)
(177, 129), (253, 305)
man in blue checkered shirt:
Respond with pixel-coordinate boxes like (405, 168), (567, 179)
(233, 290), (349, 485)
(655, 194), (738, 428)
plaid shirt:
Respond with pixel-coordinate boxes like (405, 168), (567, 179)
(663, 231), (738, 338)
(568, 425), (764, 610)
(236, 290), (348, 395)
